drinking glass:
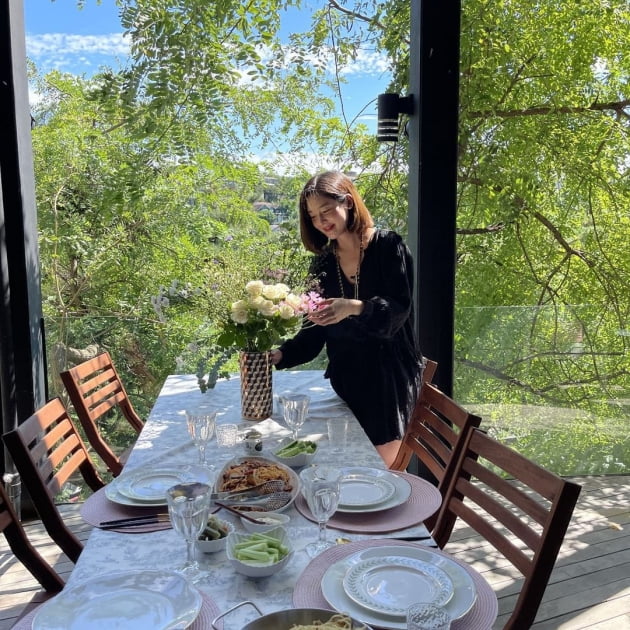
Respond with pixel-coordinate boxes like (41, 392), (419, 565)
(282, 394), (310, 440)
(299, 465), (342, 557)
(327, 415), (349, 454)
(215, 423), (238, 461)
(166, 482), (212, 581)
(186, 409), (217, 467)
(406, 603), (452, 630)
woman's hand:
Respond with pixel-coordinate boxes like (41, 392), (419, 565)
(270, 349), (283, 365)
(307, 298), (363, 326)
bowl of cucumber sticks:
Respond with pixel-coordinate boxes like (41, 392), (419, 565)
(226, 526), (292, 577)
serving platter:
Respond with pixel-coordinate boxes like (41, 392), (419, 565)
(105, 465), (215, 507)
(32, 570), (202, 630)
(321, 545), (476, 629)
(214, 455), (300, 513)
(342, 555), (453, 616)
(336, 467), (411, 514)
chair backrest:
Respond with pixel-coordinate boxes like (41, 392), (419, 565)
(432, 428), (582, 629)
(389, 382), (482, 530)
(422, 357), (438, 384)
(0, 481), (64, 593)
(60, 351), (143, 476)
(2, 398), (105, 563)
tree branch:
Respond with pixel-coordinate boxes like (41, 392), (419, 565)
(469, 98), (630, 120)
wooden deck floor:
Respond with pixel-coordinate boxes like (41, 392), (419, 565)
(1, 475), (628, 629)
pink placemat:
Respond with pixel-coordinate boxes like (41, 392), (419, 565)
(295, 471), (441, 533)
(80, 486), (172, 533)
(292, 539), (497, 630)
(11, 591), (222, 629)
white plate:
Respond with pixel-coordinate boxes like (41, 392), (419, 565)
(338, 474), (397, 508)
(342, 555), (454, 616)
(321, 546), (476, 629)
(106, 465), (215, 507)
(336, 467), (411, 514)
(214, 455), (300, 513)
(32, 570), (202, 630)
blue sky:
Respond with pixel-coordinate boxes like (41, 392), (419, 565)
(23, 0), (392, 133)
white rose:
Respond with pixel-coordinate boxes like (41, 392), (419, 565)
(258, 299), (277, 317)
(245, 280), (264, 297)
(262, 283), (282, 300)
(249, 295), (265, 309)
(278, 303), (296, 319)
(275, 283), (291, 299)
(230, 308), (248, 324)
(230, 300), (249, 324)
(284, 293), (302, 309)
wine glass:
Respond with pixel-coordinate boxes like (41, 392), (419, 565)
(166, 482), (212, 581)
(186, 409), (217, 468)
(299, 465), (342, 557)
(282, 394), (310, 440)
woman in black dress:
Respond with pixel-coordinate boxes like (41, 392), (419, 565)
(271, 171), (423, 467)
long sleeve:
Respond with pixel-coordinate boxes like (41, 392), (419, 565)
(352, 233), (414, 340)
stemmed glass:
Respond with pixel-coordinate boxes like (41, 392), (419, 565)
(166, 482), (212, 581)
(282, 394), (310, 440)
(299, 465), (342, 557)
(186, 409), (217, 468)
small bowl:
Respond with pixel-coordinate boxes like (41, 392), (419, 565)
(241, 511), (290, 533)
(272, 438), (317, 468)
(226, 526), (292, 577)
(197, 518), (234, 553)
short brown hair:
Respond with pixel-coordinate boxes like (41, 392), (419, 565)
(298, 171), (374, 254)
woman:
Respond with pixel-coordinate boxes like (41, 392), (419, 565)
(271, 171), (423, 467)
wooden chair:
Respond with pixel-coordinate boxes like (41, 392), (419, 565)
(0, 481), (64, 593)
(2, 398), (105, 563)
(432, 427), (582, 629)
(389, 382), (482, 530)
(60, 351), (143, 476)
(422, 357), (438, 384)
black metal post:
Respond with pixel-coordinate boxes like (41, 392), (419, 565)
(407, 0), (461, 396)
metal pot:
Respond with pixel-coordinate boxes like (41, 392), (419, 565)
(212, 602), (373, 630)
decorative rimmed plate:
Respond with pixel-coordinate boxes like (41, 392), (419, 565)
(32, 570), (202, 630)
(336, 468), (411, 514)
(338, 474), (397, 508)
(321, 545), (476, 628)
(342, 556), (454, 616)
(106, 465), (214, 507)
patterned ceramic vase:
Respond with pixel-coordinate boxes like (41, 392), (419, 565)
(239, 350), (273, 420)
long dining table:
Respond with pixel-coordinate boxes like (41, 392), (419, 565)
(20, 370), (498, 630)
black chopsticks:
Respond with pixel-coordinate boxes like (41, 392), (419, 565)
(99, 513), (169, 529)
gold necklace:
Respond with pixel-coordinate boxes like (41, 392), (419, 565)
(335, 233), (364, 300)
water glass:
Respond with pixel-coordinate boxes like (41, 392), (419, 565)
(282, 394), (310, 440)
(215, 423), (238, 461)
(299, 465), (342, 557)
(327, 415), (349, 453)
(186, 409), (217, 467)
(407, 603), (451, 630)
(166, 482), (212, 581)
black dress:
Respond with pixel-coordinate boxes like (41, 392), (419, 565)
(276, 229), (423, 445)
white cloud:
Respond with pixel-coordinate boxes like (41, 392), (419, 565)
(26, 33), (129, 72)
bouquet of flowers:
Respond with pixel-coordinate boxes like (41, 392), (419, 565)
(216, 280), (322, 353)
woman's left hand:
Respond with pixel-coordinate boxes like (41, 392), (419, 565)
(307, 298), (363, 325)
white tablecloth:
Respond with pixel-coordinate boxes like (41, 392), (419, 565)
(65, 370), (494, 629)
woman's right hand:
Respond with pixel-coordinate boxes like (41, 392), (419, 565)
(270, 349), (283, 365)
